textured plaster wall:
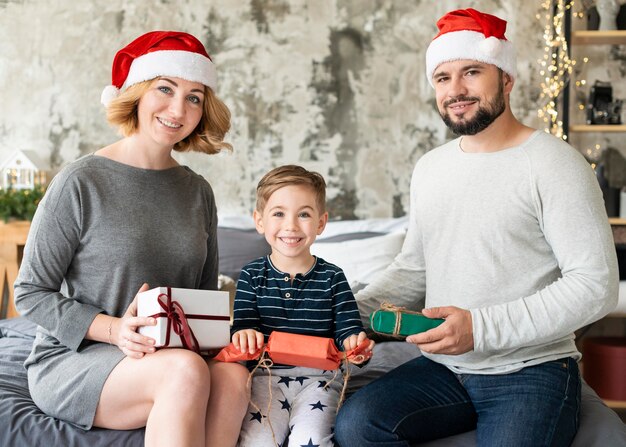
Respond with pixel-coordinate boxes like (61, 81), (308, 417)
(0, 0), (550, 219)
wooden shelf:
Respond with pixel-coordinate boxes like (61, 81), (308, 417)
(0, 221), (30, 319)
(569, 124), (626, 133)
(610, 219), (626, 245)
(570, 28), (626, 419)
(571, 30), (626, 45)
(603, 399), (626, 409)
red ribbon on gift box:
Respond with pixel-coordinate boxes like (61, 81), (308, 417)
(150, 287), (230, 354)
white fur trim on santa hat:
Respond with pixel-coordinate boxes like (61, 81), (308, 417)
(425, 30), (516, 87)
(100, 85), (121, 107)
(123, 50), (217, 91)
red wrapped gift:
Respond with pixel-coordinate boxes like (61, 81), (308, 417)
(266, 332), (346, 369)
(214, 331), (372, 369)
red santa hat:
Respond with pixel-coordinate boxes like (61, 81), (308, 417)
(425, 8), (516, 87)
(101, 31), (217, 107)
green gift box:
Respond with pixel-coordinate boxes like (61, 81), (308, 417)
(370, 307), (444, 338)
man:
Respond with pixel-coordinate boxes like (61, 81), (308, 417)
(334, 8), (618, 447)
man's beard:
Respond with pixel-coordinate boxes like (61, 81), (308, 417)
(439, 81), (506, 136)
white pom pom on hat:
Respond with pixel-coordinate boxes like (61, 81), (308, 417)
(100, 85), (121, 107)
(480, 36), (503, 58)
(101, 31), (217, 108)
(425, 8), (517, 88)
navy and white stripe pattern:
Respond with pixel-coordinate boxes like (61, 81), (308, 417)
(232, 256), (364, 349)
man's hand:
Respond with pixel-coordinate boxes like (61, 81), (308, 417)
(405, 306), (474, 355)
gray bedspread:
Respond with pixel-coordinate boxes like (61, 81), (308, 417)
(0, 318), (143, 446)
(1, 318), (624, 447)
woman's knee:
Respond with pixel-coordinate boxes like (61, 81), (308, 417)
(157, 350), (211, 395)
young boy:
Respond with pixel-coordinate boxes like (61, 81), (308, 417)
(232, 164), (374, 447)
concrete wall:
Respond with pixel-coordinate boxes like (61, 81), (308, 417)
(0, 0), (563, 219)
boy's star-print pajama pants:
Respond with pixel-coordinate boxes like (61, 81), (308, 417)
(238, 366), (344, 447)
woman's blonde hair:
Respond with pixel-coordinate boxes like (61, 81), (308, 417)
(105, 79), (233, 154)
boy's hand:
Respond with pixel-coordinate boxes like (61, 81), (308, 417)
(232, 329), (264, 354)
(343, 331), (375, 364)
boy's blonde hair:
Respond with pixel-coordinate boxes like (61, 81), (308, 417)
(105, 79), (233, 154)
(256, 165), (327, 214)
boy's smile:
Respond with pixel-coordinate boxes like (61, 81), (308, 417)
(279, 236), (304, 246)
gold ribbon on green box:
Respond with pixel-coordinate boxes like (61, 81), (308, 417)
(370, 302), (444, 339)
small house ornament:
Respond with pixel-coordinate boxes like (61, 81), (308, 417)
(0, 150), (49, 190)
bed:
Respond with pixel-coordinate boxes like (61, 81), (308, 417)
(1, 217), (624, 446)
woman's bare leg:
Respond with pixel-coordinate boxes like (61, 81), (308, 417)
(205, 360), (250, 447)
(94, 349), (210, 447)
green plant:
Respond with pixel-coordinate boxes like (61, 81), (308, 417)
(0, 187), (46, 222)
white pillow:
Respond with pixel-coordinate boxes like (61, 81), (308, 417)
(218, 214), (256, 229)
(310, 231), (406, 287)
(319, 216), (409, 240)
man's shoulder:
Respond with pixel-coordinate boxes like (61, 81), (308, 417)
(518, 131), (598, 191)
(418, 138), (461, 163)
(525, 129), (571, 150)
(431, 137), (461, 154)
(410, 138), (460, 179)
(523, 130), (588, 166)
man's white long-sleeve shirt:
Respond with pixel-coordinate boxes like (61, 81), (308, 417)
(357, 130), (618, 374)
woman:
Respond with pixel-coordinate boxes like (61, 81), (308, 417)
(14, 31), (249, 447)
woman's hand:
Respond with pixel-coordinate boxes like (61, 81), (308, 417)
(113, 283), (157, 359)
(343, 331), (375, 364)
(232, 329), (264, 354)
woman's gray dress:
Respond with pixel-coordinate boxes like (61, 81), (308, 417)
(14, 155), (219, 429)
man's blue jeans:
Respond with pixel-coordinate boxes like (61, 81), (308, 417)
(335, 355), (581, 446)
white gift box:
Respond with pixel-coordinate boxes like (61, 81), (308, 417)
(137, 287), (230, 351)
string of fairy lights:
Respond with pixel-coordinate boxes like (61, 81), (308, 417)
(538, 0), (610, 165)
(569, 2), (602, 163)
(537, 0), (577, 140)
(570, 1), (590, 117)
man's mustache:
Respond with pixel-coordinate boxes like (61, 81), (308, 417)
(443, 96), (480, 108)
